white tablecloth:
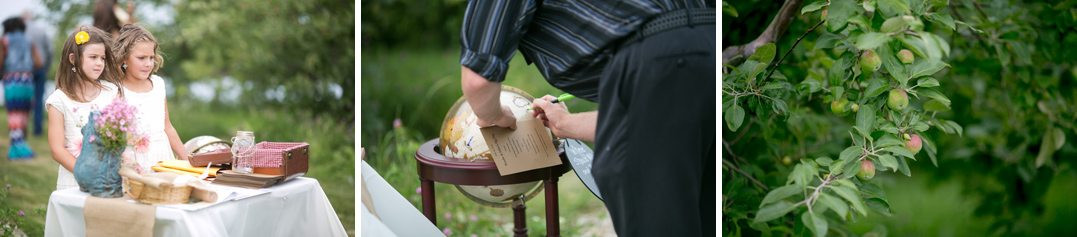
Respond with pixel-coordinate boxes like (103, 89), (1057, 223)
(45, 177), (348, 237)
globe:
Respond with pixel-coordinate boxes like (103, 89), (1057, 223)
(438, 86), (546, 207)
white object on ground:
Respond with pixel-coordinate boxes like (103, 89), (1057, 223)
(361, 160), (443, 237)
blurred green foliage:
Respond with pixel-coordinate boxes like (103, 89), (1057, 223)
(43, 0), (355, 122)
(361, 0), (467, 49)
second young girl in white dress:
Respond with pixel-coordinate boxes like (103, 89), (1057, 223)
(113, 24), (187, 173)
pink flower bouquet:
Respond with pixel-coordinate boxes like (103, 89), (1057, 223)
(93, 99), (140, 153)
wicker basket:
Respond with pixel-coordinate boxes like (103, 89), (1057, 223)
(122, 171), (193, 204)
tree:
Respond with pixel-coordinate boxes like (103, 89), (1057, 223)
(724, 0), (962, 235)
(724, 0), (1077, 235)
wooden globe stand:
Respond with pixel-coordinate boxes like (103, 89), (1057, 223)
(415, 139), (570, 237)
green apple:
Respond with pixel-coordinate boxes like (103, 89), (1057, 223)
(898, 49), (915, 64)
(888, 88), (909, 110)
(860, 50), (881, 73)
(858, 159), (876, 180)
(906, 133), (923, 155)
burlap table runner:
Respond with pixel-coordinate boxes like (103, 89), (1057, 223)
(84, 196), (156, 237)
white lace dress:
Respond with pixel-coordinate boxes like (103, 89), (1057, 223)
(122, 75), (177, 173)
(45, 81), (120, 191)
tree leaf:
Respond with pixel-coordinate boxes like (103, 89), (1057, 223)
(802, 1), (828, 15)
(884, 146), (916, 160)
(760, 185), (804, 207)
(923, 99), (951, 112)
(944, 120), (963, 137)
(761, 81), (791, 91)
(739, 60), (767, 81)
(923, 135), (938, 167)
(831, 147), (859, 175)
(865, 78), (890, 99)
(912, 121), (930, 132)
(856, 106), (876, 138)
(838, 146), (862, 165)
(750, 43), (778, 65)
(926, 13), (956, 30)
(875, 135), (903, 148)
(813, 33), (841, 51)
(877, 0), (911, 17)
(896, 154), (912, 176)
(856, 32), (891, 50)
(829, 185), (867, 216)
(801, 211), (829, 237)
(908, 58), (948, 79)
(837, 159), (862, 179)
(790, 163), (816, 187)
(1036, 126), (1059, 168)
(877, 45), (909, 84)
(916, 77), (940, 88)
(725, 104), (746, 132)
(827, 0), (858, 32)
(816, 157), (834, 167)
(831, 86), (845, 101)
(831, 146), (857, 177)
(878, 154), (899, 171)
(816, 193), (849, 220)
(866, 198), (894, 216)
(918, 89), (952, 107)
(880, 16), (908, 33)
(754, 201), (799, 224)
(723, 1), (739, 17)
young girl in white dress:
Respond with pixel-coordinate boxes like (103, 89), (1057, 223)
(112, 24), (187, 173)
(46, 26), (125, 190)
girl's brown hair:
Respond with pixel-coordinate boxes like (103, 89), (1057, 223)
(55, 26), (123, 102)
(113, 24), (163, 75)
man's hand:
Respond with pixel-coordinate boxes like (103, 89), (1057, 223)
(477, 105), (517, 129)
(531, 95), (597, 142)
(531, 95), (568, 132)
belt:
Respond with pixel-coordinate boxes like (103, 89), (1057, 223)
(621, 8), (716, 46)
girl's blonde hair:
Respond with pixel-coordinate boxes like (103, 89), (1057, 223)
(113, 24), (163, 75)
(54, 26), (123, 102)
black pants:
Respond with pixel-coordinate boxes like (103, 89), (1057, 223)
(591, 23), (715, 236)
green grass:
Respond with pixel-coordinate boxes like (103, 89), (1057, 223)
(361, 48), (612, 236)
(0, 102), (355, 236)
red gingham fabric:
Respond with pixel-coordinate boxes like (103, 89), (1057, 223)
(248, 142), (308, 168)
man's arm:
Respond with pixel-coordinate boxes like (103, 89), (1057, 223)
(462, 66), (515, 129)
(458, 0), (536, 129)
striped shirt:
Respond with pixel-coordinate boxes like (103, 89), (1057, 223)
(461, 0), (713, 101)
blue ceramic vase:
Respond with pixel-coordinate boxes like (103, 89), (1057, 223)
(73, 112), (124, 198)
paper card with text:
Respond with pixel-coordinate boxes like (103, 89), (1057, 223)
(480, 118), (562, 176)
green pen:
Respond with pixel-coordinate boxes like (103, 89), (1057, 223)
(550, 93), (575, 103)
(529, 93), (575, 111)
